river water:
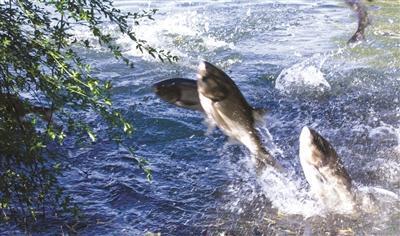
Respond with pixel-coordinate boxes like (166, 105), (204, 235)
(3, 0), (400, 235)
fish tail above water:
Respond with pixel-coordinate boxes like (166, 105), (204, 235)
(345, 0), (370, 43)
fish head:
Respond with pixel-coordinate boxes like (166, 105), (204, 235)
(299, 126), (333, 167)
(196, 61), (231, 101)
(152, 79), (182, 103)
(299, 126), (354, 211)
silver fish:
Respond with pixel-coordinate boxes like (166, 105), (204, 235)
(196, 61), (278, 170)
(345, 0), (371, 43)
(299, 126), (355, 211)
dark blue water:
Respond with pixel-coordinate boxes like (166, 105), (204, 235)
(2, 1), (399, 235)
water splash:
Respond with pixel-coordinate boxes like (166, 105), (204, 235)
(257, 126), (284, 158)
(275, 61), (331, 97)
(129, 10), (235, 63)
(258, 167), (325, 218)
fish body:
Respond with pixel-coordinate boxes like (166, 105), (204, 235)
(196, 61), (277, 169)
(299, 126), (355, 211)
(345, 0), (370, 43)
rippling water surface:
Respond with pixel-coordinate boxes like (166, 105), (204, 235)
(4, 0), (400, 235)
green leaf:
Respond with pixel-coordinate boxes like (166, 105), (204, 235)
(87, 129), (96, 142)
(0, 0), (177, 225)
(104, 98), (112, 106)
(48, 129), (56, 140)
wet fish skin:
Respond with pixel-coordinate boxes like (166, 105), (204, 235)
(299, 126), (355, 211)
(196, 61), (278, 170)
(345, 0), (370, 43)
(152, 78), (203, 112)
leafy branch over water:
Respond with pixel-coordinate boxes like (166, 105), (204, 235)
(0, 0), (175, 227)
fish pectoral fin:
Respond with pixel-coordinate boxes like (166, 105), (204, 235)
(252, 108), (267, 125)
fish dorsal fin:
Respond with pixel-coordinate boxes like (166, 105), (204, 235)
(252, 108), (267, 125)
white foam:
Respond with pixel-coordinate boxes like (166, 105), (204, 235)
(275, 62), (331, 96)
(257, 126), (284, 157)
(360, 186), (399, 201)
(368, 124), (398, 140)
(257, 165), (400, 217)
(68, 9), (234, 62)
(258, 168), (325, 218)
(364, 158), (400, 185)
(369, 122), (400, 149)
